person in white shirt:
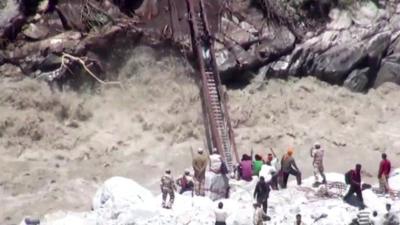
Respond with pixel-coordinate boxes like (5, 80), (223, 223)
(265, 152), (279, 189)
(215, 202), (227, 225)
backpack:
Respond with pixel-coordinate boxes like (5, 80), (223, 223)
(345, 170), (353, 185)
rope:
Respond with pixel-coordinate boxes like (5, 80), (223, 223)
(61, 53), (124, 89)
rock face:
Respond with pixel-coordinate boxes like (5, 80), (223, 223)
(1, 0), (400, 91)
(374, 53), (400, 87)
(256, 1), (400, 91)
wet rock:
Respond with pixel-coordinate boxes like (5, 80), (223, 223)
(343, 68), (370, 92)
(311, 42), (367, 83)
(257, 25), (296, 61)
(221, 17), (256, 44)
(366, 31), (391, 70)
(215, 49), (237, 72)
(0, 12), (26, 40)
(263, 57), (291, 78)
(374, 53), (400, 87)
(135, 0), (159, 20)
(351, 1), (379, 27)
(328, 9), (352, 30)
(56, 1), (87, 31)
(0, 51), (5, 65)
(231, 44), (256, 68)
(39, 53), (62, 72)
(0, 63), (23, 77)
(23, 23), (49, 40)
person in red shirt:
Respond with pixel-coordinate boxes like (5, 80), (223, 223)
(378, 153), (391, 193)
(344, 164), (364, 206)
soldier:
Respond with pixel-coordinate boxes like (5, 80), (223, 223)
(160, 169), (176, 209)
(310, 143), (326, 184)
(192, 147), (209, 196)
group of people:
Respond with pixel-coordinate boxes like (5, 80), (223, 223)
(243, 144), (324, 224)
(353, 203), (398, 225)
(159, 143), (397, 225)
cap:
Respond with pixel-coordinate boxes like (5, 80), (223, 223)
(184, 168), (190, 174)
(198, 147), (204, 153)
(212, 147), (218, 154)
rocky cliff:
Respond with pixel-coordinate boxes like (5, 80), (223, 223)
(1, 0), (400, 91)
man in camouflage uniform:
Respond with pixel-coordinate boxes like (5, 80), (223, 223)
(160, 169), (176, 209)
(310, 143), (326, 184)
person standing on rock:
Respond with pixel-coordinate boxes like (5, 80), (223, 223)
(265, 150), (280, 190)
(378, 153), (391, 194)
(253, 176), (271, 216)
(281, 148), (302, 188)
(310, 143), (326, 185)
(192, 147), (209, 196)
(215, 202), (228, 225)
(344, 164), (364, 206)
(160, 169), (176, 209)
(176, 169), (194, 194)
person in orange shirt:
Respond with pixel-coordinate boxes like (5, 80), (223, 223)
(280, 147), (302, 188)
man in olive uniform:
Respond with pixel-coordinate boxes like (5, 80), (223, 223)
(192, 147), (209, 196)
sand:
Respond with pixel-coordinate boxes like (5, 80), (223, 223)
(1, 46), (400, 224)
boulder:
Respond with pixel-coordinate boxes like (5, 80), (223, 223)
(93, 176), (154, 209)
(0, 0), (26, 40)
(23, 23), (49, 40)
(311, 42), (367, 83)
(135, 0), (159, 19)
(343, 67), (370, 92)
(351, 1), (379, 27)
(92, 176), (157, 223)
(221, 17), (256, 44)
(0, 63), (23, 77)
(366, 32), (391, 60)
(56, 1), (86, 31)
(374, 53), (400, 87)
(366, 31), (391, 70)
(256, 25), (296, 61)
(38, 53), (62, 72)
(215, 49), (237, 72)
(327, 9), (352, 30)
